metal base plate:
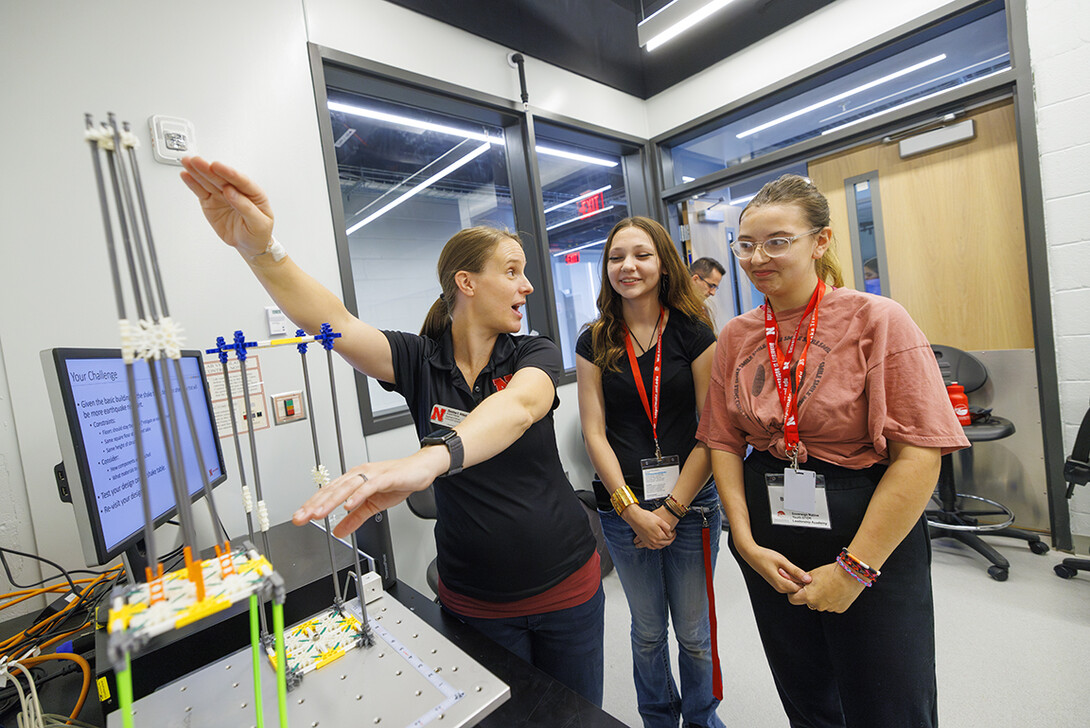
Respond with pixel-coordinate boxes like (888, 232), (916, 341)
(107, 593), (509, 728)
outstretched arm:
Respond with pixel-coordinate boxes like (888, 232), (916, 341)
(293, 366), (558, 537)
(179, 156), (394, 382)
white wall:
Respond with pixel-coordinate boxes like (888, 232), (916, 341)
(1026, 0), (1090, 536)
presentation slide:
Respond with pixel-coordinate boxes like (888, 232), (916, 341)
(63, 356), (222, 553)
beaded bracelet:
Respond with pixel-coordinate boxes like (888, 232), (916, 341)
(836, 548), (880, 587)
(610, 485), (638, 516)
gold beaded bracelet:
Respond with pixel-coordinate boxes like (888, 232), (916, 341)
(610, 485), (639, 515)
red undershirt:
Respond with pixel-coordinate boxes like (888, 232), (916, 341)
(438, 551), (601, 619)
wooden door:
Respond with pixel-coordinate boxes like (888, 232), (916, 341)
(808, 99), (1033, 350)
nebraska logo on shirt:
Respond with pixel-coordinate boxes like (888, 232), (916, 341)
(430, 404), (470, 427)
(492, 374), (513, 391)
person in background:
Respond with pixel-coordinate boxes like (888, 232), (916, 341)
(689, 257), (725, 301)
(697, 174), (968, 727)
(577, 217), (724, 728)
(690, 257), (726, 332)
(179, 156), (604, 705)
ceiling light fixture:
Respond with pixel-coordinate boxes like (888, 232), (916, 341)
(552, 237), (609, 257)
(735, 54), (947, 139)
(546, 205), (616, 232)
(345, 141), (492, 234)
(329, 101), (617, 166)
(329, 101), (502, 144)
(638, 0), (739, 52)
(543, 185), (613, 215)
(535, 145), (619, 168)
(819, 67), (1008, 137)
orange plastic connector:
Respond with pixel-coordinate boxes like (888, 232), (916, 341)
(215, 541), (236, 578)
(184, 546), (206, 602)
(145, 563), (166, 605)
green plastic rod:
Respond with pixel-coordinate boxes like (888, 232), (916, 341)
(117, 653), (134, 728)
(250, 595), (266, 728)
(272, 601), (290, 727)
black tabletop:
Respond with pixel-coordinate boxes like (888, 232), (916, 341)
(2, 580), (626, 728)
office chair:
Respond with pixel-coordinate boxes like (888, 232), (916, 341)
(406, 486), (441, 597)
(1054, 402), (1090, 579)
(926, 345), (1049, 581)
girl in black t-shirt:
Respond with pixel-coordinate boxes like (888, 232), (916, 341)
(575, 217), (724, 728)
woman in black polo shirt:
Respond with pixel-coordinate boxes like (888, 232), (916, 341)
(180, 156), (603, 704)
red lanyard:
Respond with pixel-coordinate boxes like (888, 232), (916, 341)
(624, 306), (665, 459)
(763, 281), (825, 463)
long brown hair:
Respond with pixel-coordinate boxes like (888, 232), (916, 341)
(420, 226), (522, 339)
(585, 216), (713, 372)
(739, 174), (845, 287)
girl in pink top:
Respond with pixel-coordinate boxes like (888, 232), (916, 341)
(697, 175), (968, 728)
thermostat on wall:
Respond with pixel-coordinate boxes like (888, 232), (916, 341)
(148, 115), (196, 165)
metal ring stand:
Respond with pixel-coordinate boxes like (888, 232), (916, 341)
(926, 491), (1016, 532)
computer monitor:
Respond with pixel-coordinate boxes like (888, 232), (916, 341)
(42, 348), (227, 568)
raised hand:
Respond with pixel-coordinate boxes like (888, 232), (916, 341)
(179, 156), (274, 259)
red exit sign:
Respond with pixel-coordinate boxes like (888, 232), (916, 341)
(577, 192), (604, 216)
(565, 252), (581, 264)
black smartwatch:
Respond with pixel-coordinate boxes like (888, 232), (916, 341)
(421, 429), (464, 477)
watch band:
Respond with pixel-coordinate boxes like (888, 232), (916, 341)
(421, 429), (464, 476)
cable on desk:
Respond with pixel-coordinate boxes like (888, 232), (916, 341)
(3, 653), (92, 726)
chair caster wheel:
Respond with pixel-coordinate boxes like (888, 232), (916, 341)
(1054, 564), (1077, 579)
(1029, 540), (1049, 555)
(987, 566), (1008, 581)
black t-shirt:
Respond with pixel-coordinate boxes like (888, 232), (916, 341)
(379, 328), (596, 602)
(575, 309), (716, 510)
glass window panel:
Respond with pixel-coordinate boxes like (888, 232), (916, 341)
(327, 91), (517, 416)
(672, 161), (809, 318)
(535, 123), (630, 370)
(667, 5), (1010, 185)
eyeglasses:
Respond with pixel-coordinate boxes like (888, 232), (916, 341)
(697, 275), (719, 293)
(730, 228), (822, 259)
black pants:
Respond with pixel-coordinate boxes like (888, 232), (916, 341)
(730, 449), (937, 728)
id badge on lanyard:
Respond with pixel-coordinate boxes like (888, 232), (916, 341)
(765, 472), (831, 529)
(764, 281), (828, 528)
(625, 308), (679, 501)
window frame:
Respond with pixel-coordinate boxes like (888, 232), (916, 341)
(307, 44), (650, 434)
(649, 0), (1072, 548)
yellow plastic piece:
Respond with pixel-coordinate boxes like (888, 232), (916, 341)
(107, 601), (148, 633)
(175, 594), (233, 629)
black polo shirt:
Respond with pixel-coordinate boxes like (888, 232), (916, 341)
(379, 328), (596, 602)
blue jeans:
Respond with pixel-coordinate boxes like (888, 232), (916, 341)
(446, 584), (605, 707)
(601, 482), (725, 728)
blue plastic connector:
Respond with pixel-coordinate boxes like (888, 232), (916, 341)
(317, 323), (342, 351)
(296, 328), (308, 354)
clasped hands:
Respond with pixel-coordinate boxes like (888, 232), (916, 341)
(744, 545), (865, 613)
(627, 505), (679, 550)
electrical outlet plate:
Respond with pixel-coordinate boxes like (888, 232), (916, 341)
(148, 115), (196, 165)
(271, 391), (306, 425)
